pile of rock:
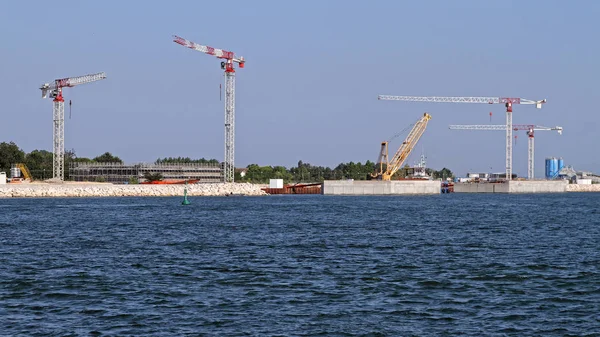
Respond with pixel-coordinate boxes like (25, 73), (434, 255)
(566, 184), (600, 192)
(0, 182), (268, 198)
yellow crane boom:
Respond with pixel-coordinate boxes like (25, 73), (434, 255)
(373, 113), (432, 180)
(17, 163), (32, 181)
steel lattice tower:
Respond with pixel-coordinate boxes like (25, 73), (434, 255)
(53, 93), (65, 180)
(173, 35), (245, 183)
(224, 71), (236, 182)
(41, 72), (106, 181)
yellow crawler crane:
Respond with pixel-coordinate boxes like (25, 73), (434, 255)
(372, 113), (432, 180)
(17, 163), (33, 181)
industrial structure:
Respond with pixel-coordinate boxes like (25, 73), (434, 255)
(40, 72), (107, 181)
(449, 124), (563, 179)
(545, 157), (564, 179)
(172, 35), (245, 183)
(373, 113), (432, 180)
(7, 163), (33, 183)
(378, 95), (546, 180)
(69, 162), (222, 184)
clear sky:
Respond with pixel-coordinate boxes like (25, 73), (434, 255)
(1, 0), (598, 177)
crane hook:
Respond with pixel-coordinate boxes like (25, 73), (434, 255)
(69, 100), (72, 119)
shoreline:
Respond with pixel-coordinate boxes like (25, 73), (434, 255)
(1, 182), (599, 198)
(0, 182), (268, 198)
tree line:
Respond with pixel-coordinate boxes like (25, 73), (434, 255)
(0, 141), (453, 182)
(155, 157), (219, 165)
(0, 141), (124, 180)
(236, 160), (454, 183)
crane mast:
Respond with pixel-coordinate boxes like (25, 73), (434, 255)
(449, 124), (562, 180)
(378, 95), (546, 180)
(40, 72), (106, 181)
(373, 113), (432, 180)
(173, 35), (245, 183)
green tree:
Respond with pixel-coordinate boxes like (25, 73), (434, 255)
(72, 157), (93, 163)
(430, 167), (454, 180)
(155, 157), (219, 164)
(24, 149), (53, 180)
(93, 152), (123, 163)
(272, 166), (293, 181)
(143, 171), (163, 182)
(0, 142), (25, 173)
(64, 149), (80, 180)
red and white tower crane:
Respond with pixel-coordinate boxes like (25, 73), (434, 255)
(40, 72), (107, 181)
(378, 95), (547, 180)
(172, 35), (245, 183)
(448, 124), (562, 180)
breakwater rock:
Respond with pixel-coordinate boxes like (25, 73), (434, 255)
(566, 184), (600, 192)
(0, 182), (268, 198)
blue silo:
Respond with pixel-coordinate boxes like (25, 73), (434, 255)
(557, 158), (564, 175)
(545, 157), (559, 179)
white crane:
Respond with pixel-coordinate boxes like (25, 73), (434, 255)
(448, 124), (563, 180)
(378, 95), (546, 180)
(40, 72), (106, 181)
(173, 35), (245, 183)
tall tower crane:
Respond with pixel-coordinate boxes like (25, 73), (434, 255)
(378, 95), (546, 180)
(448, 124), (562, 180)
(40, 72), (106, 181)
(172, 35), (245, 183)
(373, 113), (432, 180)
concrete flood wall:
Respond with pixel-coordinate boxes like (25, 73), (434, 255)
(454, 180), (569, 193)
(454, 182), (508, 193)
(322, 180), (440, 195)
(508, 180), (568, 193)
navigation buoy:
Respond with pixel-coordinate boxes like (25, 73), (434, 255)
(182, 181), (191, 205)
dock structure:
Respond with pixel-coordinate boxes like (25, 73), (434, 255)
(322, 180), (441, 195)
(321, 179), (570, 195)
(454, 180), (569, 193)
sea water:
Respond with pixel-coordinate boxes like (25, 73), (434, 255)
(1, 194), (599, 336)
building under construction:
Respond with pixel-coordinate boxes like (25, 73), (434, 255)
(69, 162), (222, 183)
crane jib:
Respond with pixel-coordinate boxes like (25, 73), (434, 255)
(374, 113), (431, 180)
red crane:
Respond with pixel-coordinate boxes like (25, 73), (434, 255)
(172, 35), (245, 183)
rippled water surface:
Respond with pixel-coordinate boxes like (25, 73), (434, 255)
(1, 194), (599, 336)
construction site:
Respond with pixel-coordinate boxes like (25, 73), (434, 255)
(1, 34), (598, 195)
(323, 95), (597, 195)
(69, 162), (223, 184)
(1, 35), (244, 188)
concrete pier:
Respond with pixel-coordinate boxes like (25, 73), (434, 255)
(322, 180), (440, 195)
(454, 180), (569, 193)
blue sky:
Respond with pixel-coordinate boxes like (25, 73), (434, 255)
(1, 0), (598, 177)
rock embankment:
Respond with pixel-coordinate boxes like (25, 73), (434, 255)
(0, 182), (268, 198)
(566, 184), (600, 192)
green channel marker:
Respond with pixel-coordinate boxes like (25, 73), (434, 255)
(182, 181), (191, 205)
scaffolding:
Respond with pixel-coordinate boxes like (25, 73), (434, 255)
(69, 162), (223, 183)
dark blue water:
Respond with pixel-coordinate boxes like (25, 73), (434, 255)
(1, 194), (599, 336)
